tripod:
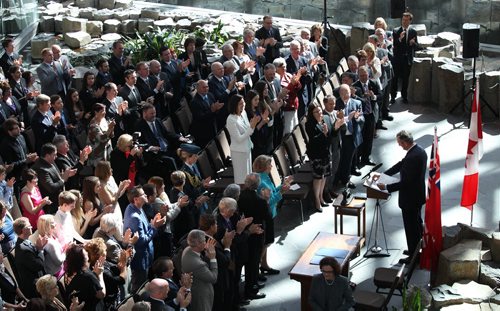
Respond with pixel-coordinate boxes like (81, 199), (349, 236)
(364, 199), (390, 258)
(449, 57), (498, 118)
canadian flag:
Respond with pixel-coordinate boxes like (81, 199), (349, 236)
(460, 80), (483, 210)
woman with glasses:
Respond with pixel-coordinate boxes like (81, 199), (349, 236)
(309, 256), (354, 311)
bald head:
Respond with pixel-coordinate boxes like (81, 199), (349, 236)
(149, 60), (161, 75)
(211, 62), (224, 78)
(148, 278), (169, 300)
(339, 84), (351, 101)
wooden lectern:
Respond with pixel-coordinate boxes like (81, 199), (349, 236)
(363, 177), (391, 258)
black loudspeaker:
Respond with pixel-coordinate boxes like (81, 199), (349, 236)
(390, 0), (405, 19)
(463, 23), (480, 58)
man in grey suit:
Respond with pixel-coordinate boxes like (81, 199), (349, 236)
(36, 48), (71, 98)
(182, 229), (218, 311)
(323, 95), (345, 202)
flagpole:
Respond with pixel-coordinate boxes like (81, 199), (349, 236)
(471, 204), (474, 226)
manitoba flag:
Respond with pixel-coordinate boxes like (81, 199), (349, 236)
(420, 127), (442, 271)
(460, 80), (483, 210)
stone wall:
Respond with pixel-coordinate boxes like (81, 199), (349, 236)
(154, 0), (500, 45)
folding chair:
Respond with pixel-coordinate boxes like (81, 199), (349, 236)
(205, 140), (233, 178)
(196, 150), (234, 194)
(353, 264), (405, 311)
(329, 73), (341, 89)
(339, 57), (349, 72)
(273, 144), (312, 185)
(215, 129), (232, 167)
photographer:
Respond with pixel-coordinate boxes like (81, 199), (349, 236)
(135, 103), (189, 181)
(110, 133), (146, 190)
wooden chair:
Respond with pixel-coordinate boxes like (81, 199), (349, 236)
(373, 239), (423, 295)
(269, 157), (309, 223)
(196, 150), (233, 194)
(353, 264), (405, 311)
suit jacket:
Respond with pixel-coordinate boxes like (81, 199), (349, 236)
(305, 116), (330, 160)
(0, 134), (29, 180)
(103, 96), (128, 138)
(31, 109), (58, 153)
(1, 97), (23, 123)
(181, 247), (218, 311)
(118, 84), (142, 131)
(14, 238), (45, 299)
(149, 72), (173, 118)
(385, 144), (427, 208)
(208, 75), (237, 105)
(189, 93), (218, 148)
(352, 79), (380, 115)
(323, 110), (344, 151)
(215, 212), (249, 266)
(286, 55), (313, 107)
(31, 158), (64, 214)
(123, 203), (156, 271)
(136, 76), (156, 102)
(237, 189), (270, 234)
(108, 54), (132, 87)
(36, 61), (67, 96)
(335, 98), (364, 148)
(226, 111), (254, 153)
(95, 71), (112, 89)
(135, 118), (180, 152)
(0, 52), (19, 76)
(309, 274), (354, 311)
(261, 77), (282, 101)
(55, 150), (84, 190)
(392, 26), (419, 66)
(255, 26), (283, 63)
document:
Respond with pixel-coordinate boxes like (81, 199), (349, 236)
(363, 173), (399, 193)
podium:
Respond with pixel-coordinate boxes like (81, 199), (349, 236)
(363, 177), (391, 258)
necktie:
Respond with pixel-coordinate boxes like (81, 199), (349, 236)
(192, 164), (201, 178)
(151, 122), (168, 151)
(203, 95), (210, 109)
(345, 105), (353, 133)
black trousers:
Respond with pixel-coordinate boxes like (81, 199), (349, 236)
(391, 59), (412, 101)
(360, 113), (375, 162)
(336, 135), (356, 185)
(401, 203), (423, 255)
(244, 235), (264, 295)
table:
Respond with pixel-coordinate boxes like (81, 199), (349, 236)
(333, 194), (366, 240)
(288, 232), (362, 311)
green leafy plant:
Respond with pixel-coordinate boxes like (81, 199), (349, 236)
(208, 20), (229, 47)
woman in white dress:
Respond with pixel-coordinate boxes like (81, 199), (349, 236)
(225, 94), (261, 184)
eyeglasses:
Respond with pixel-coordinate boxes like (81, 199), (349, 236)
(320, 269), (334, 274)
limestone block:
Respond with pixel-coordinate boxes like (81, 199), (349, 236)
(113, 10), (130, 21)
(479, 71), (500, 119)
(437, 62), (464, 113)
(431, 57), (458, 106)
(93, 9), (114, 22)
(433, 32), (461, 56)
(79, 8), (96, 19)
(465, 0), (491, 24)
(438, 47), (455, 58)
(98, 0), (115, 10)
(419, 35), (436, 49)
(493, 1), (500, 21)
(481, 250), (492, 262)
(104, 19), (121, 34)
(101, 33), (122, 42)
(435, 240), (481, 285)
(64, 31), (91, 49)
(128, 10), (141, 20)
(301, 5), (322, 22)
(268, 4), (285, 18)
(120, 20), (137, 36)
(479, 262), (500, 288)
(86, 21), (103, 38)
(75, 0), (95, 8)
(412, 24), (427, 36)
(431, 280), (495, 309)
(408, 58), (432, 105)
(350, 22), (372, 55)
(2, 16), (22, 34)
(490, 232), (500, 262)
(141, 9), (160, 20)
(153, 18), (175, 29)
(115, 0), (132, 9)
(40, 16), (55, 33)
(175, 18), (192, 30)
(62, 17), (87, 34)
(138, 18), (154, 34)
(54, 15), (64, 34)
(457, 223), (495, 249)
(46, 2), (63, 12)
(31, 33), (57, 59)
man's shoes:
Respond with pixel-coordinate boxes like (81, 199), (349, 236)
(402, 98), (408, 104)
(323, 193), (333, 203)
(351, 170), (362, 176)
(253, 283), (265, 290)
(399, 257), (411, 264)
(347, 182), (356, 189)
(390, 98), (396, 104)
(383, 115), (394, 121)
(376, 123), (388, 130)
(320, 202), (329, 207)
(260, 267), (280, 275)
(315, 207), (323, 213)
(239, 299), (251, 306)
(362, 159), (377, 166)
(403, 249), (410, 256)
(258, 274), (267, 282)
(329, 191), (339, 198)
(247, 292), (266, 300)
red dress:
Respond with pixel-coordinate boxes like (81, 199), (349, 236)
(20, 187), (45, 230)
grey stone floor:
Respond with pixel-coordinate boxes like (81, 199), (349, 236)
(244, 99), (500, 311)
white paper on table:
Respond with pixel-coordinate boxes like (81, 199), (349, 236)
(363, 172), (399, 193)
(289, 183), (301, 191)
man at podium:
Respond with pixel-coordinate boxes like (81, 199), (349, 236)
(372, 130), (427, 264)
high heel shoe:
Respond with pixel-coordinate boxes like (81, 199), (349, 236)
(260, 267), (280, 275)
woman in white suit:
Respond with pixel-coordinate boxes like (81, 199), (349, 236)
(226, 94), (261, 184)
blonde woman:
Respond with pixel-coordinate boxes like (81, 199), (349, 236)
(69, 189), (96, 238)
(363, 42), (382, 84)
(37, 215), (65, 276)
(36, 274), (84, 311)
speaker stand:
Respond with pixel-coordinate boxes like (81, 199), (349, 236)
(364, 199), (390, 258)
(449, 57), (498, 118)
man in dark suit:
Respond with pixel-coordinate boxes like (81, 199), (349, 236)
(31, 94), (60, 153)
(9, 65), (35, 127)
(108, 40), (133, 87)
(353, 65), (380, 167)
(0, 39), (22, 76)
(391, 12), (419, 103)
(53, 135), (90, 190)
(189, 80), (223, 148)
(238, 173), (270, 300)
(255, 15), (283, 64)
(145, 278), (191, 311)
(208, 62), (238, 130)
(31, 143), (76, 214)
(335, 84), (364, 189)
(136, 103), (188, 177)
(262, 63), (285, 148)
(375, 130), (427, 262)
(95, 59), (113, 90)
(118, 69), (142, 131)
(322, 95), (345, 202)
(160, 46), (190, 113)
(149, 60), (173, 120)
(13, 217), (46, 299)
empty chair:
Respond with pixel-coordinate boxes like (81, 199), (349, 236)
(339, 57), (349, 72)
(329, 73), (341, 89)
(196, 150), (233, 193)
(336, 65), (344, 78)
(205, 140), (233, 178)
(215, 129), (232, 166)
(175, 107), (192, 135)
(321, 82), (333, 97)
(353, 264), (405, 311)
(273, 144), (312, 185)
(298, 118), (309, 145)
(162, 116), (175, 134)
(284, 133), (312, 173)
(373, 239), (423, 295)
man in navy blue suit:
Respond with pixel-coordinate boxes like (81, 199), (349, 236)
(375, 130), (427, 262)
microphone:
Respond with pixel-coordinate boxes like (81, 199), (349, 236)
(361, 163), (383, 180)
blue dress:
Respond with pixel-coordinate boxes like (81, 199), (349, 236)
(257, 172), (282, 245)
